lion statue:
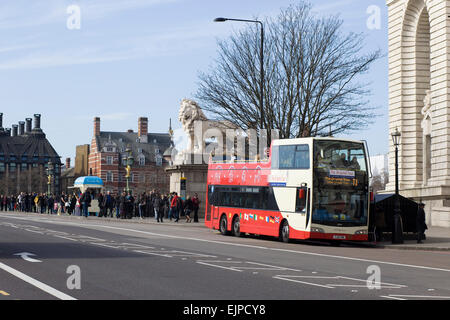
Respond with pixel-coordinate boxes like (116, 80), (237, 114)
(178, 99), (238, 155)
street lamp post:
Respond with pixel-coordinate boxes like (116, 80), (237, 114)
(214, 17), (264, 131)
(391, 128), (403, 244)
(46, 161), (54, 196)
(124, 147), (134, 194)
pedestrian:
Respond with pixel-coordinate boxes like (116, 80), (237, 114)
(416, 202), (428, 243)
(74, 195), (81, 216)
(192, 193), (200, 223)
(138, 193), (146, 219)
(98, 192), (105, 217)
(184, 196), (193, 223)
(153, 194), (162, 222)
(170, 192), (180, 222)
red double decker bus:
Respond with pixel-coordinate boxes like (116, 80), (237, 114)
(204, 137), (370, 243)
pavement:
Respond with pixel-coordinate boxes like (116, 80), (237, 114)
(376, 226), (450, 251)
(1, 210), (449, 251)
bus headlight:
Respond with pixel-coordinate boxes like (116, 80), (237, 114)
(311, 227), (324, 233)
(354, 229), (368, 235)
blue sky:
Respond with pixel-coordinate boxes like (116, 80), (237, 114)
(0, 0), (389, 162)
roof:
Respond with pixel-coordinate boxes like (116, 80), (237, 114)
(96, 131), (172, 163)
(74, 176), (103, 186)
(0, 132), (61, 163)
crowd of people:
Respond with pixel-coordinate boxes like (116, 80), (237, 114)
(0, 190), (201, 223)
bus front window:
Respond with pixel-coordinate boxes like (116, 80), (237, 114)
(313, 140), (369, 227)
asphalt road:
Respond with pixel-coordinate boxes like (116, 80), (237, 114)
(0, 211), (449, 301)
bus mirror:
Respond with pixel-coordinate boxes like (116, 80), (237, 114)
(299, 188), (305, 199)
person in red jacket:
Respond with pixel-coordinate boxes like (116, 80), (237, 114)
(170, 192), (179, 222)
(192, 193), (200, 223)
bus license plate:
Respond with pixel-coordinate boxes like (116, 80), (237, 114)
(333, 235), (346, 240)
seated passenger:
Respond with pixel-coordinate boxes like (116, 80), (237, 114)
(350, 157), (360, 170)
(336, 153), (349, 168)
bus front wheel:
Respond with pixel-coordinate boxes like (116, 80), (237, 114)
(280, 220), (290, 243)
(220, 215), (230, 236)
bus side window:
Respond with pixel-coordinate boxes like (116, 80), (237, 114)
(295, 187), (307, 213)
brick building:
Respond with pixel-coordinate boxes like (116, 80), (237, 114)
(0, 113), (62, 195)
(88, 117), (172, 194)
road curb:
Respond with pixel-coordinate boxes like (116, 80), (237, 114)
(375, 244), (450, 252)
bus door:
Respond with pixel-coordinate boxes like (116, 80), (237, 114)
(295, 187), (310, 231)
(212, 205), (219, 220)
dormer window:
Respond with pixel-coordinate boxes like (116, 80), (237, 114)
(138, 154), (145, 166)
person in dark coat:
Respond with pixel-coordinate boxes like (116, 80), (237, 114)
(98, 193), (105, 217)
(416, 203), (427, 243)
(184, 196), (193, 223)
(153, 195), (162, 222)
(119, 192), (126, 219)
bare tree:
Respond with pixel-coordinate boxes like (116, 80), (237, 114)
(196, 2), (381, 138)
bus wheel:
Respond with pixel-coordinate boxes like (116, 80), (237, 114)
(232, 216), (242, 237)
(280, 220), (290, 243)
(219, 215), (230, 236)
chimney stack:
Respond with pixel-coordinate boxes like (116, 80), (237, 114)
(138, 117), (148, 143)
(5, 128), (11, 136)
(33, 114), (42, 131)
(12, 124), (18, 137)
(19, 121), (25, 135)
(94, 117), (100, 136)
(0, 113), (3, 129)
(66, 158), (71, 169)
(25, 118), (32, 133)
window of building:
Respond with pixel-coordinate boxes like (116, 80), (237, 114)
(106, 156), (113, 165)
(9, 163), (16, 172)
(21, 163), (28, 170)
(139, 156), (145, 166)
(0, 163), (5, 173)
(106, 171), (113, 182)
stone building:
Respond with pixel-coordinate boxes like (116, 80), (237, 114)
(61, 145), (91, 194)
(386, 0), (450, 227)
(0, 113), (62, 195)
(88, 117), (172, 194)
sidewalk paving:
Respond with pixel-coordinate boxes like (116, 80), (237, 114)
(375, 227), (450, 251)
(1, 211), (449, 251)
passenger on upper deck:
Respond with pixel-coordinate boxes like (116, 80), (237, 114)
(350, 157), (360, 170)
(335, 153), (349, 168)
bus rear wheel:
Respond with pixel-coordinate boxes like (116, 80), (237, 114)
(232, 216), (242, 237)
(219, 215), (230, 236)
(280, 220), (290, 243)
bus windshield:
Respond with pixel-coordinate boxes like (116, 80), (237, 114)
(312, 140), (368, 227)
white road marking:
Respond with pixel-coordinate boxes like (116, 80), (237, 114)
(272, 275), (406, 290)
(0, 262), (76, 300)
(13, 252), (42, 263)
(273, 276), (335, 289)
(380, 295), (406, 300)
(387, 294), (450, 299)
(2, 214), (450, 274)
(196, 261), (243, 272)
(133, 250), (173, 257)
